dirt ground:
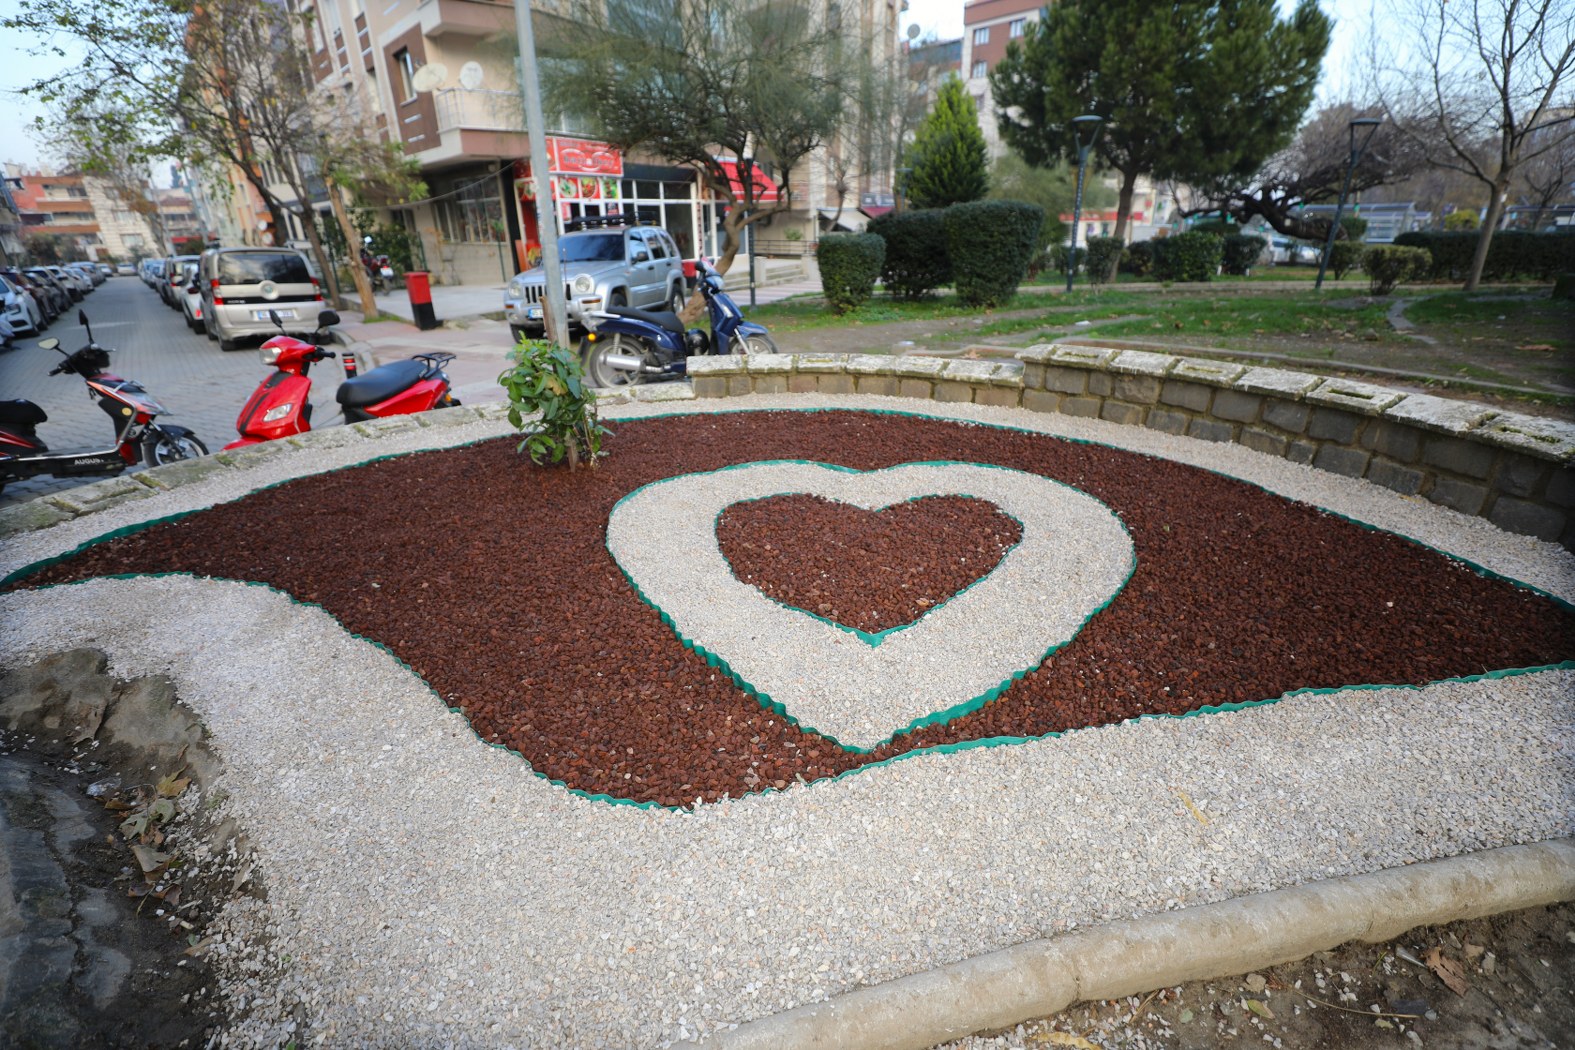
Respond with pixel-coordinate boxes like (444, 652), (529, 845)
(940, 901), (1575, 1050)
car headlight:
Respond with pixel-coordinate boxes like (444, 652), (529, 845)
(572, 274), (595, 295)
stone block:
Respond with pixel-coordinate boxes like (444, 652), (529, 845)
(1307, 407), (1362, 444)
(354, 416), (423, 438)
(0, 500), (75, 538)
(1212, 390), (1264, 423)
(1358, 421), (1421, 463)
(1145, 409), (1188, 435)
(897, 378), (933, 399)
(1187, 418), (1235, 443)
(1016, 343), (1058, 364)
(845, 354), (896, 375)
(1487, 497), (1566, 542)
(140, 456), (236, 489)
(1421, 435), (1497, 479)
(746, 353), (795, 374)
(222, 442), (290, 470)
(692, 376), (728, 398)
(1494, 453), (1550, 498)
(1239, 427), (1288, 458)
(943, 360), (1001, 384)
(753, 374), (788, 395)
(727, 375), (752, 396)
(891, 356), (948, 379)
(1088, 372), (1114, 397)
(992, 361), (1027, 387)
(1022, 389), (1062, 414)
(1546, 467), (1575, 509)
(933, 381), (975, 403)
(1062, 396), (1101, 418)
(795, 354), (846, 373)
(1288, 440), (1318, 465)
(1263, 401), (1311, 434)
(632, 383), (696, 402)
(1113, 374), (1161, 404)
(976, 386), (1021, 408)
(1100, 401), (1147, 426)
(43, 475), (152, 515)
(1236, 367), (1324, 398)
(1306, 379), (1404, 416)
(817, 373), (855, 395)
(1381, 392), (1496, 435)
(1022, 363), (1046, 390)
(1109, 350), (1175, 376)
(685, 355), (746, 376)
(787, 374), (818, 394)
(1048, 344), (1119, 368)
(1365, 459), (1426, 496)
(419, 405), (487, 428)
(1474, 413), (1575, 462)
(1160, 381), (1212, 412)
(1172, 357), (1247, 385)
(855, 375), (898, 397)
(1313, 445), (1371, 479)
(1044, 366), (1090, 395)
(1426, 476), (1489, 516)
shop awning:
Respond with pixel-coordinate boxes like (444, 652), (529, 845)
(859, 205), (894, 218)
(717, 160), (780, 203)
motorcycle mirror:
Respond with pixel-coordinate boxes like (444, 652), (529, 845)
(268, 309), (283, 329)
(363, 235), (373, 245)
(38, 337), (60, 351)
(317, 309), (340, 328)
(78, 309), (94, 345)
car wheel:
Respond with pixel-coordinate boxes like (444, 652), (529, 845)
(609, 291), (627, 309)
(204, 315), (218, 341)
(509, 324), (530, 345)
(667, 284), (686, 315)
(219, 337), (238, 352)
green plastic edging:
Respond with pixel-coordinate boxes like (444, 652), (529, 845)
(4, 405), (1572, 813)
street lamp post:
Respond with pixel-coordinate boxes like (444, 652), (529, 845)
(1067, 114), (1102, 293)
(1315, 117), (1381, 292)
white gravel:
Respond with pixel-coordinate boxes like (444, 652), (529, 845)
(608, 461), (1132, 748)
(2, 393), (1572, 1049)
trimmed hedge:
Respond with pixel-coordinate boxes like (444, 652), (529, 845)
(944, 199), (1044, 307)
(1152, 232), (1223, 282)
(1394, 230), (1575, 282)
(1361, 245), (1430, 295)
(817, 233), (886, 313)
(1083, 236), (1125, 284)
(867, 209), (951, 300)
(1328, 239), (1363, 280)
(1123, 240), (1156, 277)
(1221, 234), (1267, 276)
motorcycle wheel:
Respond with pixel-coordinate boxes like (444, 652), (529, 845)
(585, 332), (649, 389)
(142, 429), (210, 467)
(736, 333), (779, 355)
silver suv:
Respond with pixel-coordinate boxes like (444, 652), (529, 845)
(504, 221), (686, 342)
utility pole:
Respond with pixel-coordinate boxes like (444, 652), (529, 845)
(513, 1), (569, 349)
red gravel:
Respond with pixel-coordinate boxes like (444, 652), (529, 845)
(14, 411), (1575, 807)
(716, 495), (1022, 635)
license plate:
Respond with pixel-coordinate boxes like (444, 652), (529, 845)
(254, 309), (297, 321)
(526, 306), (542, 320)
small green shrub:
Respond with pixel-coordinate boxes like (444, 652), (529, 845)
(867, 210), (951, 299)
(1327, 239), (1363, 280)
(498, 337), (610, 467)
(1049, 243), (1085, 276)
(1220, 234), (1268, 276)
(1442, 210), (1479, 231)
(1123, 240), (1156, 277)
(945, 199), (1044, 307)
(1083, 236), (1126, 284)
(1152, 231), (1223, 282)
(817, 233), (886, 313)
(1339, 215), (1368, 240)
(1360, 245), (1431, 295)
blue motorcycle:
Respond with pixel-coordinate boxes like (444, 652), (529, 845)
(580, 258), (778, 387)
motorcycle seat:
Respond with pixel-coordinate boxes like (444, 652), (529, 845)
(606, 305), (685, 338)
(0, 399), (47, 427)
(336, 359), (429, 408)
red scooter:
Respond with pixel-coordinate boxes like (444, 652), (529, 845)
(225, 309), (459, 450)
(0, 310), (208, 496)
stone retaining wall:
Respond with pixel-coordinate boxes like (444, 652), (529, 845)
(685, 349), (1575, 549)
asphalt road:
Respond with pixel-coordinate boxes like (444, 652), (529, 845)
(1, 276), (353, 509)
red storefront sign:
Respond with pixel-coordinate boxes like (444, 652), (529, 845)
(547, 137), (623, 177)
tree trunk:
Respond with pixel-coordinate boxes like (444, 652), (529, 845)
(1107, 169), (1138, 282)
(1463, 176), (1510, 293)
(297, 205), (343, 310)
(328, 180), (377, 316)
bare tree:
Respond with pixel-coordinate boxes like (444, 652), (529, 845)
(1511, 130), (1575, 228)
(1374, 0), (1575, 289)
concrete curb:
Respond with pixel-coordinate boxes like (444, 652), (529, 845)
(677, 839), (1575, 1050)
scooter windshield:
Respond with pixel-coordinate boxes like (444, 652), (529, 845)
(92, 378), (168, 417)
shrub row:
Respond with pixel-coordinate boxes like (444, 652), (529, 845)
(854, 201), (1044, 307)
(1392, 231), (1575, 282)
(866, 210), (951, 300)
(1361, 245), (1431, 295)
(817, 233), (885, 313)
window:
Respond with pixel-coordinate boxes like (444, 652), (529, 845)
(396, 49), (416, 102)
(434, 177), (505, 243)
(972, 60), (987, 78)
(973, 27), (989, 45)
(1010, 18), (1026, 37)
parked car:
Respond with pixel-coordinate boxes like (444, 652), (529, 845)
(142, 258), (166, 287)
(97, 263), (114, 278)
(198, 246), (322, 351)
(116, 262), (136, 276)
(0, 272), (46, 336)
(176, 261), (206, 332)
(1268, 237), (1322, 265)
(45, 265), (89, 299)
(504, 219), (687, 343)
(158, 254), (199, 307)
(5, 268), (59, 324)
(24, 268), (74, 314)
(67, 262), (104, 287)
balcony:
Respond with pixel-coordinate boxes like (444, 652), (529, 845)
(434, 87), (526, 133)
(418, 0), (515, 38)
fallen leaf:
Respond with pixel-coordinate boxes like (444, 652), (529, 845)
(131, 844), (170, 874)
(1172, 787), (1211, 826)
(1030, 1033), (1098, 1049)
(1375, 1018), (1395, 1029)
(183, 937), (217, 957)
(1245, 999), (1275, 1020)
(1178, 1008), (1194, 1023)
(157, 773), (192, 797)
(1424, 946), (1470, 996)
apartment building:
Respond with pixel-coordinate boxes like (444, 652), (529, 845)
(2, 165), (168, 262)
(280, 0), (903, 285)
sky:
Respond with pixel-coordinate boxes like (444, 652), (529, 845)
(1, 0), (1373, 173)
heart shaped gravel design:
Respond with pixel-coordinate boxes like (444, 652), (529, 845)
(715, 494), (1023, 637)
(608, 461), (1135, 749)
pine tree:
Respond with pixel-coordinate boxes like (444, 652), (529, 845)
(905, 76), (989, 209)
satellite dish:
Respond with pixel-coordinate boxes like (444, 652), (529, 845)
(906, 23), (920, 40)
(458, 61), (485, 90)
(410, 62), (447, 93)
